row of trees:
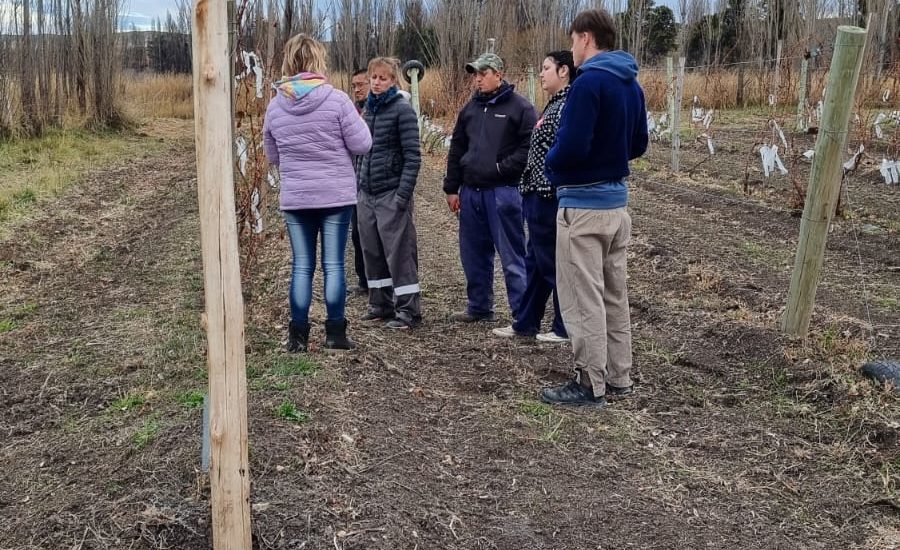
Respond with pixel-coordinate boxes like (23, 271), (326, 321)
(0, 0), (123, 138)
(2, 0), (898, 138)
(136, 0), (897, 88)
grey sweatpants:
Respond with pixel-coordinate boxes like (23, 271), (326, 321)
(357, 189), (422, 324)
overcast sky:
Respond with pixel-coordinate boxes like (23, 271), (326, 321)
(122, 1), (684, 30)
(120, 0), (179, 30)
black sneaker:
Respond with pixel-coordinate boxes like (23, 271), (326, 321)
(449, 311), (496, 323)
(385, 318), (418, 330)
(605, 383), (634, 398)
(360, 310), (394, 322)
(541, 379), (606, 408)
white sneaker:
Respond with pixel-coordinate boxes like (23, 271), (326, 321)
(492, 325), (517, 338)
(536, 331), (569, 343)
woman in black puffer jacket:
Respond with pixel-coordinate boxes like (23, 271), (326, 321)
(356, 57), (423, 330)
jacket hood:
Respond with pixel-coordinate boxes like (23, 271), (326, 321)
(275, 72), (334, 114)
(579, 50), (639, 81)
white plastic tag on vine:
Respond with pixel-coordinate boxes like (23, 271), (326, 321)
(700, 133), (714, 155)
(760, 145), (787, 178)
(880, 159), (899, 185)
(235, 136), (249, 177)
(237, 51), (266, 99)
(250, 188), (263, 234)
(647, 113), (657, 134)
(770, 121), (788, 149)
(843, 144), (864, 172)
(873, 112), (887, 139)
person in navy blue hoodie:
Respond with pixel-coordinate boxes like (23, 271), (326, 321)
(443, 53), (538, 323)
(540, 9), (649, 408)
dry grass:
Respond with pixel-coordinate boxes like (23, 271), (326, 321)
(640, 66), (899, 112)
(123, 73), (194, 120)
(0, 127), (166, 233)
(114, 64), (900, 124)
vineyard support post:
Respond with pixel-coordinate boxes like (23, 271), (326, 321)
(671, 57), (685, 172)
(782, 26), (869, 337)
(191, 1), (252, 548)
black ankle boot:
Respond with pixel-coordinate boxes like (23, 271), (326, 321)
(287, 321), (310, 353)
(324, 319), (355, 352)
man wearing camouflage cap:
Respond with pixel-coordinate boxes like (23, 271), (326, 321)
(443, 52), (537, 323)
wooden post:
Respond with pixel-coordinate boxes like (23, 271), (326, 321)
(666, 56), (674, 133)
(527, 65), (536, 105)
(671, 57), (685, 172)
(772, 39), (783, 106)
(782, 26), (868, 337)
(796, 56), (809, 132)
(409, 66), (422, 133)
(191, 1), (252, 548)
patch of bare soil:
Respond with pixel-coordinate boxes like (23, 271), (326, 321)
(0, 121), (897, 549)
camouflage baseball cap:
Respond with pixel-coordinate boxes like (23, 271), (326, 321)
(465, 53), (504, 74)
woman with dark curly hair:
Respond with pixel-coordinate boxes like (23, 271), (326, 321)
(493, 50), (576, 343)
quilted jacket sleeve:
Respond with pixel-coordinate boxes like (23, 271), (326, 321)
(263, 102), (280, 167)
(396, 101), (421, 202)
(340, 96), (373, 157)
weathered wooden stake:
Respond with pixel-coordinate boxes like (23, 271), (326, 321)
(191, 1), (252, 548)
(666, 56), (674, 132)
(527, 65), (536, 105)
(772, 39), (783, 106)
(671, 57), (685, 172)
(782, 26), (868, 337)
(796, 57), (809, 132)
(409, 66), (422, 133)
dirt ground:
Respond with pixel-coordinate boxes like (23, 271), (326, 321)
(0, 118), (898, 549)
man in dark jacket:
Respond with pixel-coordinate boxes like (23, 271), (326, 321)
(349, 68), (370, 294)
(443, 53), (537, 323)
(540, 9), (648, 408)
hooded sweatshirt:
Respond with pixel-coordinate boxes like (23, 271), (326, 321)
(263, 72), (372, 211)
(545, 51), (648, 210)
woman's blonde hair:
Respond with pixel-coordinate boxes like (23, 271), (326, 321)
(367, 57), (401, 82)
(282, 34), (328, 76)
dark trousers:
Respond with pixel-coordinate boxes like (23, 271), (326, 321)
(458, 185), (526, 319)
(350, 206), (366, 289)
(357, 190), (422, 324)
(513, 193), (567, 337)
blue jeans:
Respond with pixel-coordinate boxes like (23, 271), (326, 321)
(283, 206), (352, 324)
(458, 186), (527, 319)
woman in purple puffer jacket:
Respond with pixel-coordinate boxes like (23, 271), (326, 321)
(263, 34), (372, 353)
